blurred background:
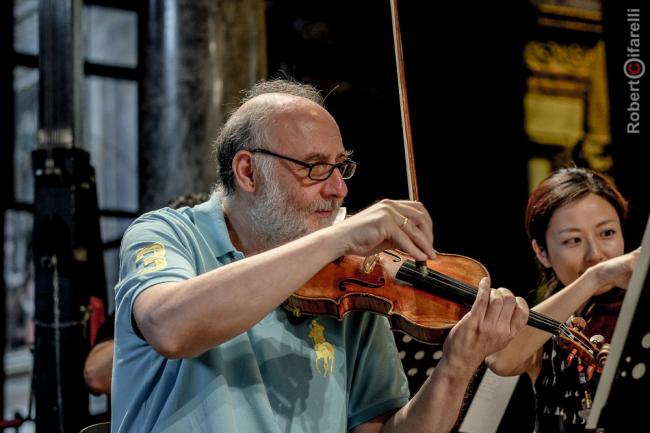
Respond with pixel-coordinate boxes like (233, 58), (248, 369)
(1, 0), (647, 432)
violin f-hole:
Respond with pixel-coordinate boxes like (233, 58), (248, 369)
(338, 278), (386, 292)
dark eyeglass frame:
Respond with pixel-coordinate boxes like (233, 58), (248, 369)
(249, 148), (357, 181)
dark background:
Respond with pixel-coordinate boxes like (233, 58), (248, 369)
(267, 0), (542, 297)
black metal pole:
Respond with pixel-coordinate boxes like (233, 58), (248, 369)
(32, 148), (101, 433)
(0, 0), (16, 420)
(33, 1), (92, 432)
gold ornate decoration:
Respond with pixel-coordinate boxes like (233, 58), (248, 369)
(524, 35), (612, 174)
(524, 41), (597, 77)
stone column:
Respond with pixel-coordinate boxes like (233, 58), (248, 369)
(140, 0), (266, 210)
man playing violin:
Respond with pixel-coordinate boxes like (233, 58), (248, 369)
(111, 79), (529, 433)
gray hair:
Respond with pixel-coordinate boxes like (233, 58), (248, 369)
(213, 79), (324, 195)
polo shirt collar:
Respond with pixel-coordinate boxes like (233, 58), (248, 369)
(192, 193), (244, 260)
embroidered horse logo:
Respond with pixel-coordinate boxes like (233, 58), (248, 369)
(308, 320), (335, 376)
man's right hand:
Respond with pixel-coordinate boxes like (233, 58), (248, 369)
(327, 199), (437, 262)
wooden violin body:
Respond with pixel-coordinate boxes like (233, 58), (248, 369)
(284, 250), (488, 343)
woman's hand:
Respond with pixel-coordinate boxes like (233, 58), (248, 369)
(593, 247), (641, 296)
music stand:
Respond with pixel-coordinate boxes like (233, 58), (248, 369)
(587, 215), (650, 432)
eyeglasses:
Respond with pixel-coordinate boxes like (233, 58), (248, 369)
(250, 148), (357, 181)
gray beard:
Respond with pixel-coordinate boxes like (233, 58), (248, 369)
(247, 170), (339, 249)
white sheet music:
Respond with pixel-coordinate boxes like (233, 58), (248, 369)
(459, 369), (519, 433)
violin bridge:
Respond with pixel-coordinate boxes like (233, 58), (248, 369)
(362, 254), (380, 274)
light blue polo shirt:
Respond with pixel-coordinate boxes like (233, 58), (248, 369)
(112, 196), (409, 433)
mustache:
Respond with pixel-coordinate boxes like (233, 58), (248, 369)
(306, 199), (340, 213)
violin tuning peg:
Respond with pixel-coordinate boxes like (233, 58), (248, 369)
(597, 343), (611, 367)
(590, 334), (606, 349)
(569, 316), (587, 332)
(566, 349), (577, 367)
(586, 364), (595, 381)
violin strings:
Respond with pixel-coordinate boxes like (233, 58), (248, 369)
(416, 266), (563, 333)
(410, 267), (561, 334)
(398, 261), (564, 335)
(423, 269), (563, 334)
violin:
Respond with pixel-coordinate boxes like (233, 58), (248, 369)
(284, 249), (604, 369)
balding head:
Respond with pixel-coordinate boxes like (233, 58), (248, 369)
(213, 80), (325, 195)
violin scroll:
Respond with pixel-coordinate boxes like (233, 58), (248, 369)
(557, 316), (610, 381)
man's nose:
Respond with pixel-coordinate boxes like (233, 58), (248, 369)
(322, 168), (348, 199)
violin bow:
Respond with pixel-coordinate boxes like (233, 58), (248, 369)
(390, 0), (429, 274)
(389, 0), (419, 201)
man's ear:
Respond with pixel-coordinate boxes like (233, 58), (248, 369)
(232, 151), (256, 193)
(531, 239), (552, 268)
